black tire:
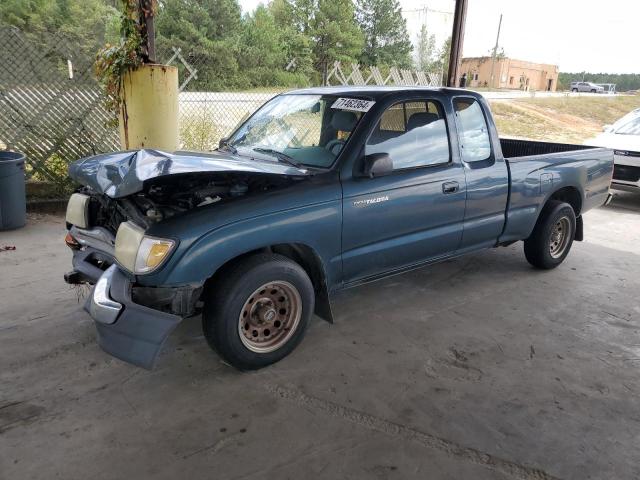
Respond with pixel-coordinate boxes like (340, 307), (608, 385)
(591, 89), (596, 93)
(524, 200), (576, 269)
(203, 253), (315, 370)
(571, 88), (578, 92)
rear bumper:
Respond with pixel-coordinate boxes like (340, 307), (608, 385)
(84, 264), (182, 369)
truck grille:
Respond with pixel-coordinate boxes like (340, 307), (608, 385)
(613, 164), (640, 183)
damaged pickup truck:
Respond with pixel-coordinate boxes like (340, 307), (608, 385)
(64, 87), (614, 370)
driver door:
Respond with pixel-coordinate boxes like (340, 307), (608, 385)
(341, 98), (467, 284)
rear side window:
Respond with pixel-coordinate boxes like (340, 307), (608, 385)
(454, 98), (491, 162)
(366, 100), (450, 170)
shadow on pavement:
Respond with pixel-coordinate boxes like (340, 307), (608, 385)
(604, 189), (640, 213)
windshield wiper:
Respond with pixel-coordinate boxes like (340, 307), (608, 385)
(218, 140), (238, 155)
(252, 147), (302, 168)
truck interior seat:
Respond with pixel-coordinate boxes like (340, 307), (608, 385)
(331, 111), (358, 133)
(407, 112), (439, 131)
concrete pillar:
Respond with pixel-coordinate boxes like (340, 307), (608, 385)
(119, 64), (179, 151)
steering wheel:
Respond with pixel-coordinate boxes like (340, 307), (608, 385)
(325, 139), (346, 155)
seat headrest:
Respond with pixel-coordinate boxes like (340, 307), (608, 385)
(331, 111), (358, 131)
(407, 112), (439, 131)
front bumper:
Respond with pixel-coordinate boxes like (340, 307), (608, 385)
(65, 223), (203, 368)
(84, 263), (182, 369)
(611, 154), (640, 191)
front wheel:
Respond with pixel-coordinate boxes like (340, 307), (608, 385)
(524, 200), (576, 269)
(203, 253), (315, 370)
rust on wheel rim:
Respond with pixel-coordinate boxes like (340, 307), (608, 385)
(238, 281), (302, 353)
(549, 216), (571, 259)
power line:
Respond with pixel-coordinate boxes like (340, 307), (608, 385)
(402, 6), (454, 15)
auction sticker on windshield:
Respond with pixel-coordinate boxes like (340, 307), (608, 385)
(331, 98), (376, 112)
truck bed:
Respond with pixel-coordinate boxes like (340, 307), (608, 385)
(498, 138), (613, 245)
(500, 138), (594, 159)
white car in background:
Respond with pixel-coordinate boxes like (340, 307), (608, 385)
(570, 81), (605, 93)
(587, 108), (640, 192)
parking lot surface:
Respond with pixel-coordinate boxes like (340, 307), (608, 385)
(1, 193), (640, 480)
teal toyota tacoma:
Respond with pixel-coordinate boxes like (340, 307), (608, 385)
(63, 87), (613, 370)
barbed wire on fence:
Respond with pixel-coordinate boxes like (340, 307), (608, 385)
(326, 61), (443, 87)
(164, 47), (198, 92)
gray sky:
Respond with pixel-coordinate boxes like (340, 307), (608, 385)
(238, 0), (639, 73)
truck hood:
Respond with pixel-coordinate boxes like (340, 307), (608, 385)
(586, 133), (640, 153)
(68, 149), (309, 198)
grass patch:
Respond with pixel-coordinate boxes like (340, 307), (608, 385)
(488, 95), (640, 144)
(517, 95), (640, 126)
(490, 102), (560, 141)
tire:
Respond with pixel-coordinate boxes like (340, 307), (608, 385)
(571, 88), (578, 92)
(524, 200), (576, 269)
(591, 89), (596, 93)
(203, 253), (315, 370)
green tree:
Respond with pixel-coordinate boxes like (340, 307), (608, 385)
(0, 0), (119, 55)
(415, 23), (435, 71)
(436, 35), (451, 82)
(273, 0), (363, 83)
(155, 0), (245, 89)
(558, 72), (640, 92)
(271, 0), (314, 34)
(356, 0), (412, 67)
(238, 5), (310, 87)
(309, 0), (364, 83)
(269, 0), (314, 78)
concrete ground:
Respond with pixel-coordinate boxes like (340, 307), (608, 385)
(1, 193), (640, 480)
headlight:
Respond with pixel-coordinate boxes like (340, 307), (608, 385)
(115, 221), (176, 274)
(66, 193), (90, 228)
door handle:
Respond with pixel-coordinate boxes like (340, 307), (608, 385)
(442, 181), (459, 194)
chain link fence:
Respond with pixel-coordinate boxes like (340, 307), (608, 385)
(1, 23), (446, 192)
(0, 23), (119, 191)
(157, 45), (278, 152)
(156, 47), (445, 152)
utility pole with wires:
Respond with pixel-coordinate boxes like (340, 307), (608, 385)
(489, 13), (503, 89)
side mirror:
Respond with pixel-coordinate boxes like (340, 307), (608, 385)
(362, 153), (393, 178)
(602, 124), (613, 133)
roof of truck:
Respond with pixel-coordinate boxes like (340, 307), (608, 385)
(284, 86), (480, 100)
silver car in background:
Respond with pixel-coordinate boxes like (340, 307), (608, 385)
(587, 108), (640, 191)
(571, 81), (605, 93)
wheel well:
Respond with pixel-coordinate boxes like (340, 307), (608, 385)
(204, 244), (333, 323)
(548, 186), (582, 216)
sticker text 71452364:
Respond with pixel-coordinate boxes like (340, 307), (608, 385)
(331, 98), (376, 113)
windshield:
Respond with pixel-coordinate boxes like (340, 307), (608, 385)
(615, 116), (640, 136)
(226, 94), (366, 168)
(612, 110), (640, 135)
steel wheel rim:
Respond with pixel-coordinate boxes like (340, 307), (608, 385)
(549, 216), (571, 259)
(238, 281), (302, 353)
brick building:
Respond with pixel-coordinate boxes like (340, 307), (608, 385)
(460, 57), (559, 91)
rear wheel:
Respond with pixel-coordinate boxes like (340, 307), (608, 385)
(571, 88), (578, 92)
(203, 253), (314, 370)
(524, 200), (576, 269)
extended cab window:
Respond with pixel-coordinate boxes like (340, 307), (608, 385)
(454, 98), (491, 162)
(366, 100), (450, 170)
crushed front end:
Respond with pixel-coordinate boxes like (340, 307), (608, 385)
(63, 191), (202, 369)
(63, 149), (307, 368)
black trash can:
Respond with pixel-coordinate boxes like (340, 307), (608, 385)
(0, 151), (27, 231)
